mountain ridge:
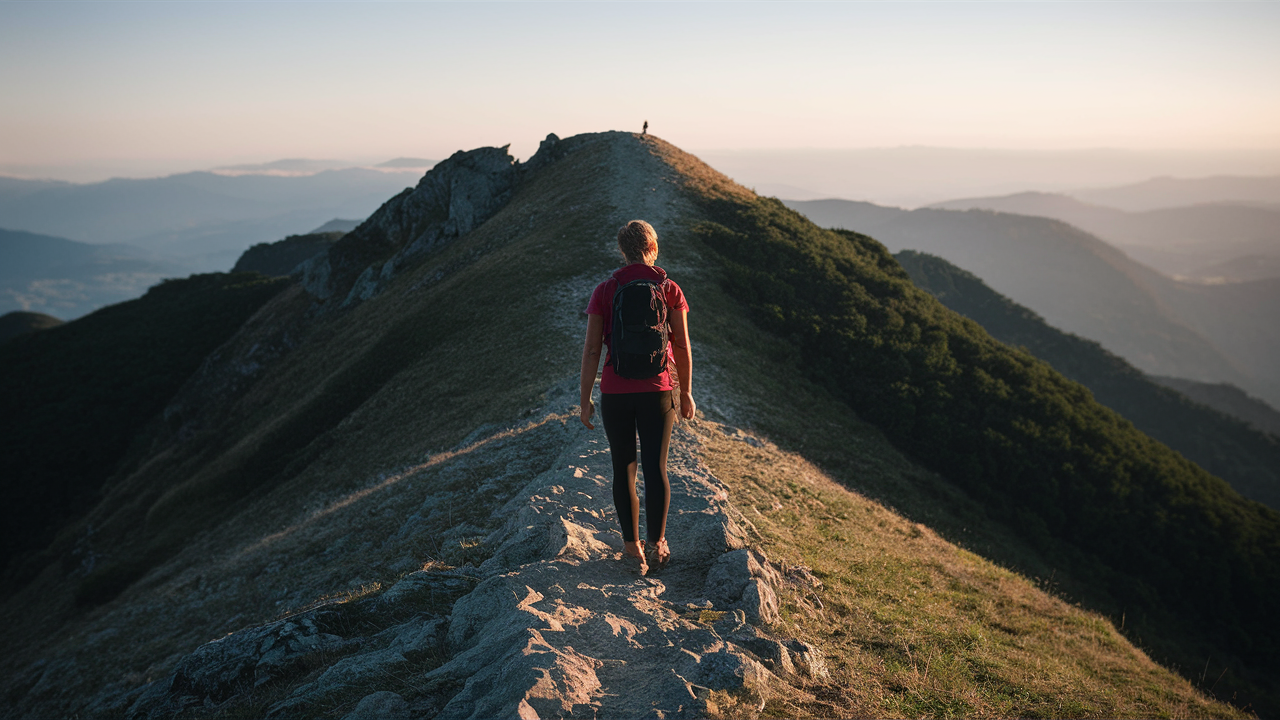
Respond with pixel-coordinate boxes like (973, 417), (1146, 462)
(0, 310), (63, 343)
(1, 132), (1271, 718)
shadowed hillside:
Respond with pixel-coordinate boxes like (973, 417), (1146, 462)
(0, 133), (1271, 718)
(894, 249), (1280, 510)
(0, 273), (291, 588)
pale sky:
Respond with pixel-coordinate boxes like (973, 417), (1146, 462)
(2, 1), (1279, 182)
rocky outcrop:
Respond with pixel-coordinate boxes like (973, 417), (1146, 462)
(296, 132), (598, 310)
(300, 144), (523, 307)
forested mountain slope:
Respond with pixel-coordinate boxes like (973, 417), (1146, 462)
(0, 133), (1270, 718)
(894, 249), (1280, 510)
(785, 198), (1280, 409)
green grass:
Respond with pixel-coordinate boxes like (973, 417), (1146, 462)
(699, 423), (1246, 719)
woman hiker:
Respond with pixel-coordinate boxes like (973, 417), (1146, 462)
(579, 220), (695, 575)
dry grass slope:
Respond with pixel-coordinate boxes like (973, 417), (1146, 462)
(701, 426), (1244, 718)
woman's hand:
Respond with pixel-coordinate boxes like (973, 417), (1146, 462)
(580, 314), (604, 430)
(668, 309), (694, 422)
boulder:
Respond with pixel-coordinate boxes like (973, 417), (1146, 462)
(128, 608), (357, 719)
(704, 548), (782, 625)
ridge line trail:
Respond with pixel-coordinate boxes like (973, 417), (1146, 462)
(422, 393), (773, 718)
(416, 137), (794, 716)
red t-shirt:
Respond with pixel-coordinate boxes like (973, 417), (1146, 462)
(587, 264), (689, 394)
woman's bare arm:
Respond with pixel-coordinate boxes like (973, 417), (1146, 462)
(668, 309), (696, 420)
(579, 313), (605, 428)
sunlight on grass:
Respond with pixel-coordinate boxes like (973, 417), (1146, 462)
(697, 422), (1247, 719)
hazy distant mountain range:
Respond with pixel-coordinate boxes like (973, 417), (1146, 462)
(0, 165), (429, 274)
(0, 163), (432, 318)
(212, 157), (436, 175)
(785, 198), (1280, 408)
(1073, 174), (1280, 211)
(699, 147), (1280, 207)
(931, 190), (1280, 279)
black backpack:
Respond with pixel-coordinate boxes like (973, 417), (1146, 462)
(609, 276), (670, 379)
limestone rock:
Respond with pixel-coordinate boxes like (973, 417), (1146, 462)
(787, 639), (830, 680)
(385, 616), (447, 659)
(436, 638), (602, 720)
(379, 569), (474, 608)
(314, 145), (522, 307)
(267, 649), (409, 717)
(298, 252), (333, 299)
(695, 648), (771, 691)
(704, 548), (782, 625)
(732, 635), (795, 677)
(740, 578), (780, 626)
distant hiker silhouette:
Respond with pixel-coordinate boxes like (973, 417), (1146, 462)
(580, 220), (694, 575)
(642, 121), (648, 135)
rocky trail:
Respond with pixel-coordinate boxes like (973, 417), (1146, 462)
(123, 383), (824, 719)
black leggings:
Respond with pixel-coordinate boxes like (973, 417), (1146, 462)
(600, 390), (676, 543)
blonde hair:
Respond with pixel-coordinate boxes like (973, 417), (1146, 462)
(617, 220), (659, 265)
